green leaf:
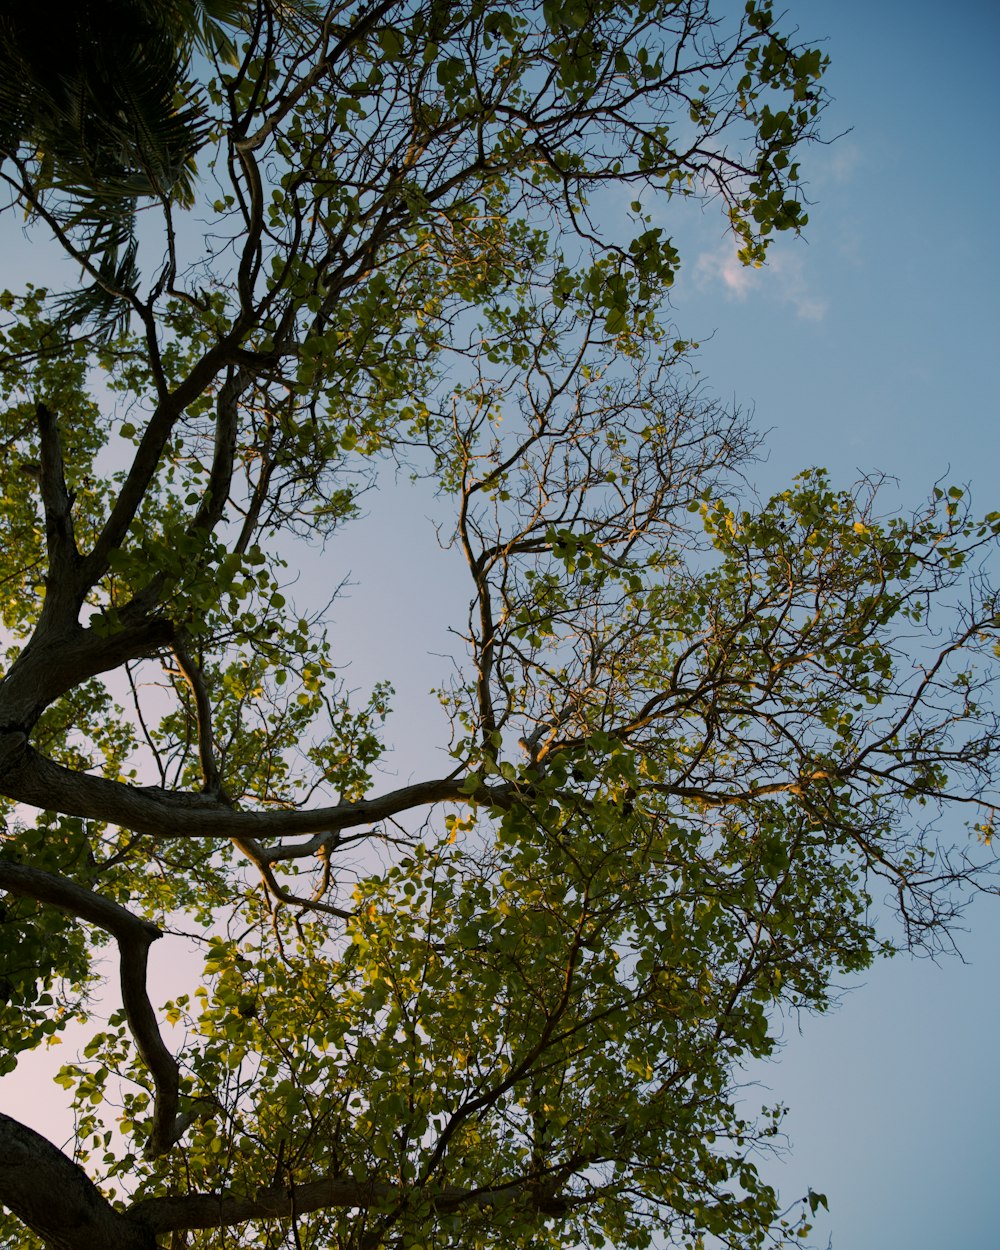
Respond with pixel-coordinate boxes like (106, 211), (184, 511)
(378, 28), (405, 60)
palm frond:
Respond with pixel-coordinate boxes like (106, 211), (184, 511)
(0, 0), (251, 328)
(52, 234), (140, 341)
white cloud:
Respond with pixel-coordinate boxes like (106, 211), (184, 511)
(823, 139), (862, 187)
(770, 248), (829, 321)
(693, 240), (828, 322)
(694, 244), (757, 299)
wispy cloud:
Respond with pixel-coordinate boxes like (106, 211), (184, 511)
(693, 240), (828, 322)
(823, 139), (862, 187)
(770, 249), (828, 321)
(694, 244), (757, 299)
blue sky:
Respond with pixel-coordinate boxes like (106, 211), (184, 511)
(670, 0), (999, 498)
(653, 2), (1000, 1245)
(1, 3), (998, 1246)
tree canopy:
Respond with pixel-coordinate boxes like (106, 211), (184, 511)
(0, 3), (998, 1249)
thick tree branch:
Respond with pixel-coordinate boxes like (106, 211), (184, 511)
(0, 737), (509, 839)
(0, 1114), (156, 1250)
(0, 862), (181, 1156)
(0, 1117), (575, 1249)
(129, 1173), (575, 1235)
(0, 615), (175, 734)
(78, 341), (248, 588)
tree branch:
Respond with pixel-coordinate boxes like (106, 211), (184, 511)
(0, 1114), (156, 1250)
(0, 1114), (575, 1250)
(233, 0), (400, 156)
(34, 401), (82, 625)
(0, 737), (510, 840)
(79, 342), (240, 588)
(0, 615), (175, 735)
(232, 835), (353, 919)
(171, 639), (226, 799)
(189, 366), (248, 537)
(128, 1173), (575, 1235)
(0, 862), (180, 1156)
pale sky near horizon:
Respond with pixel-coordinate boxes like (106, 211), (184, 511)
(1, 3), (998, 1248)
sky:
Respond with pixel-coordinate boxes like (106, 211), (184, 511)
(333, 4), (1000, 1246)
(648, 2), (1000, 1245)
(2, 2), (999, 1248)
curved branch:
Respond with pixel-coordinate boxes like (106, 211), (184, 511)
(0, 862), (180, 1156)
(0, 1114), (155, 1250)
(171, 639), (226, 799)
(232, 835), (353, 919)
(79, 341), (241, 587)
(189, 365), (249, 537)
(0, 737), (509, 840)
(129, 1172), (575, 1235)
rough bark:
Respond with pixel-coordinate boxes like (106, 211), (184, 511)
(0, 1115), (155, 1250)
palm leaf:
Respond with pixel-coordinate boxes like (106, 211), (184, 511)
(0, 1), (252, 328)
(52, 234), (141, 340)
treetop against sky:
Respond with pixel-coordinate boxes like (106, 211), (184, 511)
(0, 3), (998, 1249)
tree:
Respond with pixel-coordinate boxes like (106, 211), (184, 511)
(0, 3), (997, 1248)
(0, 0), (250, 332)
